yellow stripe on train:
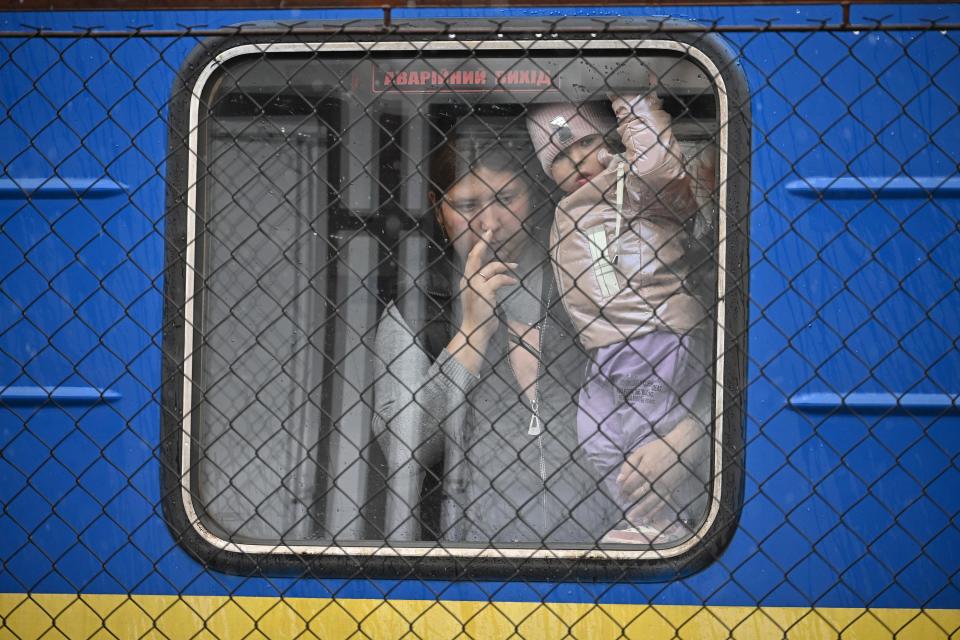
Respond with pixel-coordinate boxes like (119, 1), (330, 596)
(2, 593), (959, 639)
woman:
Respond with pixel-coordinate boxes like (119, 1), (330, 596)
(372, 118), (618, 544)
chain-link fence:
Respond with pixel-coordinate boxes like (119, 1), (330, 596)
(2, 10), (959, 639)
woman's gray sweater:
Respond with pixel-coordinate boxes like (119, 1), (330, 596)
(372, 249), (617, 545)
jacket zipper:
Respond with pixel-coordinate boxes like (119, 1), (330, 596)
(607, 161), (626, 264)
(505, 275), (553, 532)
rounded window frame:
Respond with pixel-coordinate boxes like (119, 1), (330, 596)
(160, 20), (750, 580)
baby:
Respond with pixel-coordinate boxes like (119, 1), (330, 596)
(526, 84), (707, 544)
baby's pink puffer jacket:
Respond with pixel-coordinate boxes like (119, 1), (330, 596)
(550, 92), (707, 350)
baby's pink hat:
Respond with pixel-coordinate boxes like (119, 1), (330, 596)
(525, 101), (616, 175)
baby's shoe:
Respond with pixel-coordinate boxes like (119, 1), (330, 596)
(600, 519), (694, 545)
(601, 524), (662, 545)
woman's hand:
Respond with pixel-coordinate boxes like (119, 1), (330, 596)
(460, 230), (518, 341)
(617, 416), (711, 524)
(446, 230), (518, 375)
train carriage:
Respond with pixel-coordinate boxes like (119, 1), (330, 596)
(1, 1), (959, 638)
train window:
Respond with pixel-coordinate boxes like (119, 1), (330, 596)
(162, 22), (749, 578)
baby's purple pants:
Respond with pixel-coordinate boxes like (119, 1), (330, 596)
(577, 332), (705, 515)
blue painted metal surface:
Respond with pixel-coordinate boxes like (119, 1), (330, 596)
(0, 177), (127, 199)
(786, 176), (960, 198)
(1, 2), (958, 611)
(789, 392), (959, 414)
(0, 386), (121, 406)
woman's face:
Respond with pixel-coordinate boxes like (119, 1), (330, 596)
(436, 167), (533, 261)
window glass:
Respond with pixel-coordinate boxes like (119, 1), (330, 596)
(185, 47), (725, 552)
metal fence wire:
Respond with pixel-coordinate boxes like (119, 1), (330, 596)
(2, 13), (960, 640)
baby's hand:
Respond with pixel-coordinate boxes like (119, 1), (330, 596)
(609, 90), (662, 122)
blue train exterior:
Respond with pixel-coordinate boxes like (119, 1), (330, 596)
(1, 3), (959, 638)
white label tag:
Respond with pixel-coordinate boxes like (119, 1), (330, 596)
(586, 226), (620, 299)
